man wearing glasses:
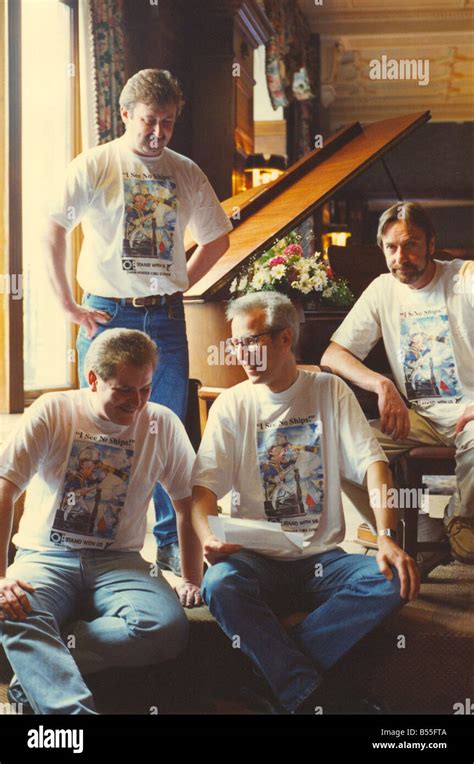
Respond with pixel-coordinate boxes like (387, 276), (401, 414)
(191, 291), (419, 714)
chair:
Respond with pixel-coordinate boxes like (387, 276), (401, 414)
(394, 446), (456, 561)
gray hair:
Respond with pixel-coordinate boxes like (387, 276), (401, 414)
(84, 329), (158, 381)
(119, 69), (185, 116)
(226, 292), (300, 354)
(377, 202), (436, 249)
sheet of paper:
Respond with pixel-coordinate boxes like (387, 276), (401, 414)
(208, 515), (313, 553)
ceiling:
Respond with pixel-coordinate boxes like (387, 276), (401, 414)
(297, 0), (474, 127)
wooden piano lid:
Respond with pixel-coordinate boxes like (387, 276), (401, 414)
(184, 110), (431, 300)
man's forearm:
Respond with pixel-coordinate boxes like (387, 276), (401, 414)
(186, 235), (229, 289)
(321, 342), (390, 395)
(43, 221), (76, 312)
(174, 498), (203, 585)
(367, 460), (398, 533)
(0, 481), (19, 577)
(191, 485), (219, 544)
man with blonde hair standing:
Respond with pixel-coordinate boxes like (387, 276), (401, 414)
(44, 68), (232, 576)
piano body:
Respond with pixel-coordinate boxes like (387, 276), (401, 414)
(183, 111), (433, 391)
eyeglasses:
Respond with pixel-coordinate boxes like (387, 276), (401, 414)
(225, 331), (275, 354)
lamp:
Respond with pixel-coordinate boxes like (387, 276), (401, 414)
(245, 153), (287, 187)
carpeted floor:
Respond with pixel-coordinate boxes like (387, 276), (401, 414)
(1, 558), (472, 715)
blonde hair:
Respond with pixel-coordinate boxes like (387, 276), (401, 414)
(84, 329), (158, 381)
(119, 69), (185, 116)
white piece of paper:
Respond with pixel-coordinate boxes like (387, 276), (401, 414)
(209, 515), (313, 553)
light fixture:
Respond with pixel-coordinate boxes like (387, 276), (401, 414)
(244, 153), (287, 187)
(322, 231), (352, 253)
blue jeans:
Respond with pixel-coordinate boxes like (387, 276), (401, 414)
(201, 547), (405, 713)
(76, 293), (189, 548)
(0, 548), (189, 714)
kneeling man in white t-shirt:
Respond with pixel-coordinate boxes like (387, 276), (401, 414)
(0, 329), (202, 714)
(192, 292), (419, 714)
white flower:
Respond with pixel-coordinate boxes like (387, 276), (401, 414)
(238, 276), (248, 291)
(323, 286), (334, 298)
(298, 261), (312, 276)
(299, 278), (313, 294)
(230, 278), (238, 293)
(252, 270), (271, 289)
(311, 274), (325, 290)
(270, 264), (286, 280)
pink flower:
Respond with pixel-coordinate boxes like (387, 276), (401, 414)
(283, 244), (304, 258)
(269, 256), (286, 267)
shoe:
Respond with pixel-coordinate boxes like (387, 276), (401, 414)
(295, 686), (390, 715)
(416, 548), (453, 579)
(156, 542), (182, 576)
(444, 516), (474, 564)
(417, 514), (446, 543)
(7, 676), (34, 714)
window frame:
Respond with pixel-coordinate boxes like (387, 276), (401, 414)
(7, 0), (81, 412)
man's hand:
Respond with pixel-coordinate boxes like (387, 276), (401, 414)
(455, 403), (474, 435)
(175, 581), (203, 609)
(202, 534), (241, 566)
(376, 538), (420, 601)
(376, 378), (410, 441)
(0, 577), (36, 621)
(66, 304), (114, 339)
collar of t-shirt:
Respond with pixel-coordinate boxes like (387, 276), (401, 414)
(117, 135), (167, 169)
(83, 388), (135, 435)
(395, 260), (443, 301)
(252, 370), (304, 405)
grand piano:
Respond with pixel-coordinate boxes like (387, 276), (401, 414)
(183, 111), (433, 391)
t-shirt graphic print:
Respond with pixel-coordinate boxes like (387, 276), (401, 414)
(400, 306), (462, 405)
(122, 173), (177, 276)
(257, 420), (324, 533)
(51, 434), (134, 549)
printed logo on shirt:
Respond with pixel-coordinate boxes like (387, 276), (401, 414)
(50, 433), (134, 549)
(257, 421), (324, 534)
(122, 173), (177, 277)
(400, 307), (462, 405)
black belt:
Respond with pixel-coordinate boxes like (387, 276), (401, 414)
(96, 292), (182, 308)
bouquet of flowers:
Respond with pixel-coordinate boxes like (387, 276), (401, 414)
(229, 231), (355, 308)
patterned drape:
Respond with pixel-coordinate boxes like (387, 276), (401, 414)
(263, 0), (317, 110)
(89, 0), (127, 144)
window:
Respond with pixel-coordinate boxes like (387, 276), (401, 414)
(21, 0), (78, 392)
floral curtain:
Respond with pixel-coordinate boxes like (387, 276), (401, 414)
(89, 0), (127, 144)
(263, 0), (317, 110)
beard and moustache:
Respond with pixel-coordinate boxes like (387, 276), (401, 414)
(390, 252), (433, 285)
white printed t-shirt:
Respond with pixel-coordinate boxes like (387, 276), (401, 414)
(331, 260), (473, 429)
(192, 371), (387, 560)
(0, 389), (195, 552)
(49, 137), (233, 297)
